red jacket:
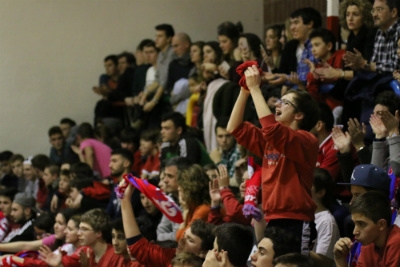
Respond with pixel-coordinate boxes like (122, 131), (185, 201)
(128, 236), (175, 267)
(82, 181), (111, 201)
(208, 188), (251, 225)
(231, 115), (318, 221)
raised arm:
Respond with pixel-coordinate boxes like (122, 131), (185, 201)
(120, 180), (141, 239)
(226, 89), (250, 133)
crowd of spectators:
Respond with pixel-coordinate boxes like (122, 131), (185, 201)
(1, 0), (400, 266)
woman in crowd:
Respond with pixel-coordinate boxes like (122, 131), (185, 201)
(262, 24), (284, 72)
(217, 21), (243, 82)
(175, 164), (210, 240)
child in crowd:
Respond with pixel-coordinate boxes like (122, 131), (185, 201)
(305, 28), (346, 124)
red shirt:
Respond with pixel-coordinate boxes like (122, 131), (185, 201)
(141, 152), (160, 178)
(128, 236), (176, 267)
(232, 114), (318, 221)
(357, 225), (400, 267)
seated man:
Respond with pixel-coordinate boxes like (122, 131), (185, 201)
(139, 130), (161, 179)
(334, 191), (400, 267)
(251, 227), (301, 267)
(120, 179), (215, 267)
(48, 126), (78, 165)
(9, 154), (27, 193)
(209, 117), (242, 186)
(160, 112), (212, 166)
(0, 188), (18, 242)
(202, 223), (253, 267)
(2, 193), (36, 243)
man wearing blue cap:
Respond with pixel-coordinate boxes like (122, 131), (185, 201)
(336, 164), (392, 267)
(338, 164), (391, 204)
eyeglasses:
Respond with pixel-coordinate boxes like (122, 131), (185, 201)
(276, 98), (298, 110)
(371, 7), (385, 14)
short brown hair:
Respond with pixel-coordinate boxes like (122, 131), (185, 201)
(80, 209), (111, 243)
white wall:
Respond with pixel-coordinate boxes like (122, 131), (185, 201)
(0, 0), (263, 156)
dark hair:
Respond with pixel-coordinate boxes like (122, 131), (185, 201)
(60, 118), (76, 127)
(317, 102), (334, 131)
(171, 252), (203, 267)
(34, 213), (55, 233)
(313, 168), (335, 210)
(104, 55), (118, 66)
(375, 90), (400, 116)
(59, 208), (76, 224)
(138, 39), (157, 51)
(265, 24), (284, 52)
(191, 41), (206, 62)
(80, 208), (112, 243)
(155, 24), (175, 38)
(386, 0), (400, 13)
(60, 169), (71, 178)
(290, 7), (322, 29)
(285, 89), (320, 132)
(31, 154), (50, 172)
(161, 112), (187, 134)
(111, 148), (134, 167)
(190, 219), (215, 252)
(214, 223), (254, 266)
(309, 28), (336, 53)
(48, 126), (64, 137)
(140, 129), (160, 144)
(118, 51), (136, 66)
(70, 162), (93, 178)
(350, 191), (392, 228)
(120, 128), (140, 146)
(240, 33), (263, 59)
(272, 253), (313, 267)
(78, 123), (94, 139)
(217, 21), (243, 46)
(0, 187), (18, 201)
(264, 227), (300, 257)
(111, 218), (124, 233)
(69, 178), (93, 191)
(0, 151), (13, 162)
(10, 154), (24, 163)
(45, 164), (60, 176)
(204, 41), (224, 65)
(215, 117), (230, 133)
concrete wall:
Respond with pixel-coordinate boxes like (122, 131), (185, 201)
(0, 0), (263, 156)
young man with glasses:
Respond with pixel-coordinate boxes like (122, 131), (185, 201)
(227, 65), (320, 255)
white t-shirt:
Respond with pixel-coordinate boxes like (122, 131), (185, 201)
(145, 66), (156, 87)
(313, 210), (340, 260)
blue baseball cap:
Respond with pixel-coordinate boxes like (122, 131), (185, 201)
(338, 164), (391, 197)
